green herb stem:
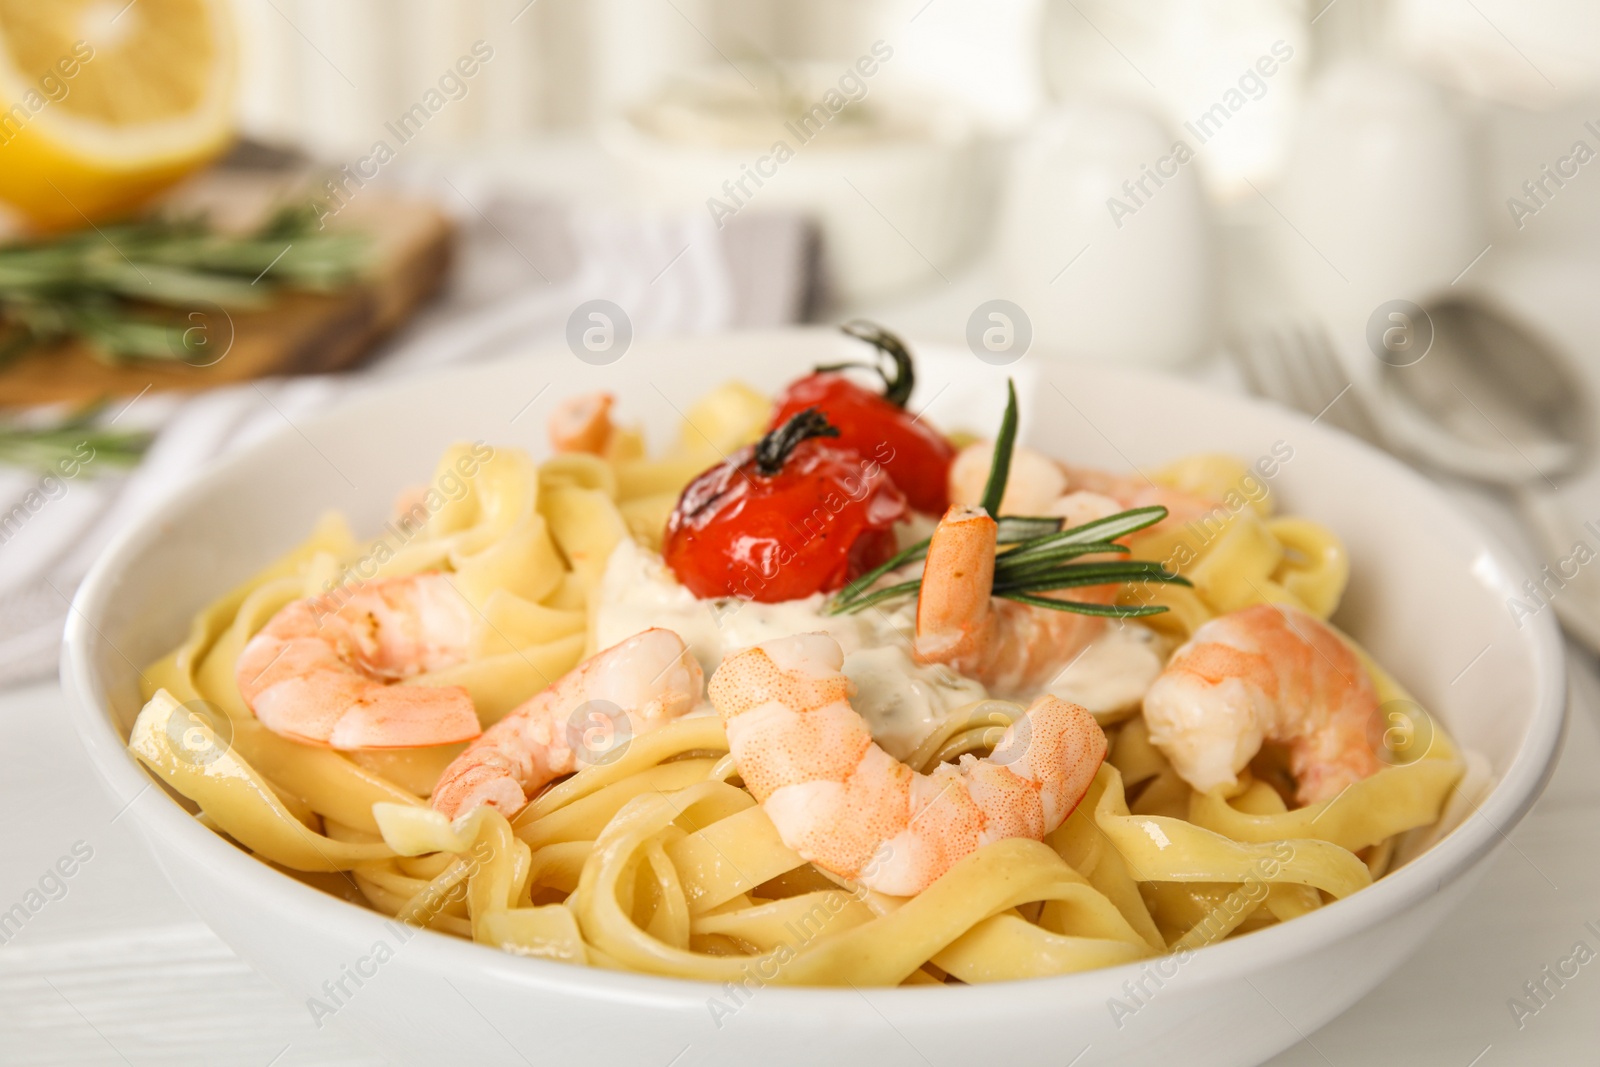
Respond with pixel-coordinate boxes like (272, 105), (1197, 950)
(994, 594), (1171, 618)
(0, 403), (152, 473)
(0, 203), (367, 365)
(978, 380), (1018, 517)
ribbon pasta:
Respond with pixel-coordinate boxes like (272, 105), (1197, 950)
(125, 393), (1465, 987)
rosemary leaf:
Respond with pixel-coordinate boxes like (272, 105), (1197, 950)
(994, 593), (1170, 618)
(0, 206), (368, 365)
(996, 515), (1062, 542)
(992, 564), (1190, 594)
(991, 542), (1132, 580)
(0, 405), (152, 474)
(994, 506), (1168, 564)
(978, 380), (1018, 517)
(824, 578), (924, 615)
(832, 540), (929, 608)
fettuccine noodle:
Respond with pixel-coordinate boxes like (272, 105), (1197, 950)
(126, 381), (1468, 989)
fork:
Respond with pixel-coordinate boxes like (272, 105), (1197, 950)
(1228, 322), (1387, 447)
(1228, 321), (1600, 656)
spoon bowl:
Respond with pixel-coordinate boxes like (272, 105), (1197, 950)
(1376, 292), (1594, 486)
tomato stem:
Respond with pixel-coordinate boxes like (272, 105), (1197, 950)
(754, 407), (840, 476)
(824, 321), (917, 408)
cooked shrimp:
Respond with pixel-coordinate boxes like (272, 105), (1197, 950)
(432, 628), (702, 819)
(708, 633), (1106, 896)
(236, 573), (481, 750)
(947, 440), (1066, 515)
(1047, 489), (1126, 529)
(948, 440), (1214, 533)
(550, 391), (615, 454)
(1057, 462), (1215, 530)
(913, 505), (1116, 698)
(1141, 603), (1382, 805)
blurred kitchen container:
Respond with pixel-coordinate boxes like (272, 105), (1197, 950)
(603, 64), (985, 304)
(1275, 61), (1487, 341)
(998, 101), (1217, 368)
(1042, 0), (1310, 197)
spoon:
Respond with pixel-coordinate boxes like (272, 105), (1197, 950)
(1372, 292), (1600, 653)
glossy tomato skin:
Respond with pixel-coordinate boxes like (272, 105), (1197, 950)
(664, 438), (907, 602)
(770, 373), (956, 514)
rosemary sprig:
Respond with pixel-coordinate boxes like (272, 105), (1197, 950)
(0, 204), (367, 366)
(0, 402), (152, 473)
(828, 513), (1086, 611)
(826, 509), (1182, 617)
(826, 378), (1188, 617)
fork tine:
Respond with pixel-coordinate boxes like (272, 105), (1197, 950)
(1232, 327), (1305, 415)
(1276, 327), (1332, 420)
(1299, 325), (1384, 444)
(1227, 331), (1276, 400)
(1234, 322), (1389, 444)
(1312, 325), (1387, 445)
(1289, 325), (1348, 424)
(1301, 326), (1351, 425)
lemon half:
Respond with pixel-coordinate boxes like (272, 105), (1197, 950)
(0, 0), (236, 230)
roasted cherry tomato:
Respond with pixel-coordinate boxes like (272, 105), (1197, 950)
(664, 408), (907, 602)
(767, 323), (956, 514)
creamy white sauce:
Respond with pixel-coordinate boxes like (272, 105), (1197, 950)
(894, 510), (939, 550)
(594, 539), (983, 755)
(1045, 622), (1168, 720)
(841, 646), (984, 759)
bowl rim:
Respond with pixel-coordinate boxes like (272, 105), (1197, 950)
(60, 331), (1568, 1013)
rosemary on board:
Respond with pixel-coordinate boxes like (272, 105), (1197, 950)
(826, 380), (1190, 617)
(0, 401), (152, 474)
(0, 203), (367, 366)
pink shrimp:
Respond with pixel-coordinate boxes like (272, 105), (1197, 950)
(432, 628), (702, 819)
(1057, 463), (1217, 532)
(914, 505), (1115, 698)
(948, 440), (1215, 536)
(549, 391), (615, 455)
(708, 633), (1106, 896)
(1141, 603), (1383, 805)
(235, 574), (481, 749)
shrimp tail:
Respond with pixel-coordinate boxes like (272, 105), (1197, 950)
(914, 505), (997, 666)
(914, 505), (1108, 697)
(550, 391), (615, 455)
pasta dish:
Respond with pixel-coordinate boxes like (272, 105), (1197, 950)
(128, 324), (1475, 988)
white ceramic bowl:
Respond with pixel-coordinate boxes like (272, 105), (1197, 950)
(62, 331), (1565, 1067)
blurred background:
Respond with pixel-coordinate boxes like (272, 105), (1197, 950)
(5, 0), (1599, 670)
(4, 3), (1600, 1063)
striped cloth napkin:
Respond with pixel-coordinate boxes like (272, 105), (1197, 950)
(0, 179), (818, 687)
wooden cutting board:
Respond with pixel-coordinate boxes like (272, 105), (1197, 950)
(0, 175), (454, 406)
